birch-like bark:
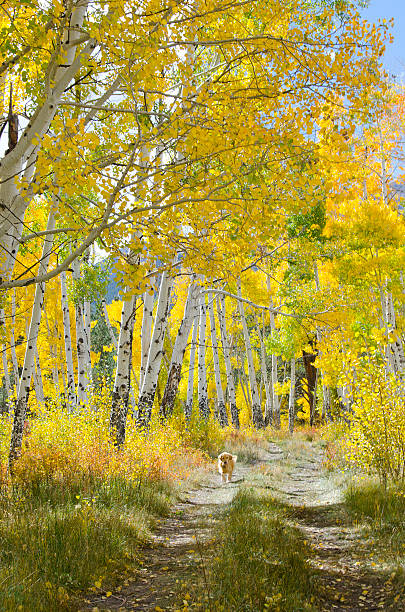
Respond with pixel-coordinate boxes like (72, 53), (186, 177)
(160, 281), (200, 420)
(9, 211), (55, 468)
(2, 350), (10, 396)
(44, 313), (62, 400)
(103, 297), (138, 413)
(84, 298), (92, 361)
(387, 292), (405, 372)
(237, 280), (264, 428)
(0, 0), (97, 282)
(0, 1), (94, 249)
(314, 261), (331, 419)
(10, 291), (19, 392)
(0, 307), (10, 407)
(109, 294), (137, 446)
(1, 323), (11, 409)
(33, 351), (44, 405)
(377, 125), (405, 373)
(139, 289), (154, 390)
(72, 256), (92, 406)
(288, 357), (296, 434)
(60, 271), (76, 409)
(256, 316), (272, 426)
(207, 295), (228, 427)
(137, 271), (173, 427)
(217, 295), (239, 428)
(185, 316), (198, 420)
(268, 291), (280, 428)
(51, 349), (61, 398)
(197, 293), (209, 420)
(383, 290), (405, 374)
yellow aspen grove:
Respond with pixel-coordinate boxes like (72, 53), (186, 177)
(3, 3), (405, 611)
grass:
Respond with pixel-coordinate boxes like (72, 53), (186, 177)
(0, 472), (177, 612)
(345, 479), (405, 557)
(219, 431), (268, 464)
(186, 487), (316, 612)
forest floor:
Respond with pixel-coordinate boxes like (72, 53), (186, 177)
(82, 438), (405, 612)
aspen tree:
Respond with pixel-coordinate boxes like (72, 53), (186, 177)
(313, 261), (331, 419)
(197, 293), (209, 420)
(9, 210), (56, 467)
(185, 316), (199, 421)
(60, 271), (76, 409)
(72, 257), (91, 406)
(161, 280), (200, 419)
(207, 294), (228, 427)
(267, 284), (280, 428)
(256, 317), (272, 426)
(137, 270), (174, 427)
(139, 289), (154, 391)
(237, 280), (264, 428)
(217, 295), (239, 428)
(289, 357), (296, 434)
(110, 295), (137, 446)
(33, 351), (44, 405)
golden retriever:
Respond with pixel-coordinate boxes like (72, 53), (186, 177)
(218, 452), (237, 483)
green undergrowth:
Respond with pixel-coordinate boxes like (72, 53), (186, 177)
(345, 479), (405, 559)
(0, 473), (177, 612)
(187, 487), (316, 611)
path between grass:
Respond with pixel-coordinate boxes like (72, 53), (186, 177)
(82, 440), (404, 612)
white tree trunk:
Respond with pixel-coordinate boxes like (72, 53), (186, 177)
(377, 126), (405, 374)
(288, 357), (296, 434)
(379, 287), (404, 375)
(103, 297), (138, 413)
(139, 289), (154, 390)
(217, 295), (239, 428)
(268, 290), (280, 428)
(185, 316), (198, 420)
(110, 294), (137, 446)
(60, 271), (76, 409)
(387, 292), (405, 372)
(314, 261), (331, 419)
(72, 257), (92, 406)
(208, 295), (228, 427)
(44, 312), (62, 400)
(137, 271), (173, 426)
(9, 211), (55, 467)
(256, 316), (272, 426)
(33, 350), (45, 406)
(1, 312), (11, 408)
(160, 280), (200, 419)
(10, 291), (19, 393)
(197, 292), (209, 420)
(84, 299), (92, 360)
(237, 280), (264, 428)
(0, 1), (94, 247)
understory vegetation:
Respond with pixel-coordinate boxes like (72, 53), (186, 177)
(345, 480), (405, 557)
(0, 474), (174, 611)
(0, 401), (273, 611)
(198, 488), (316, 612)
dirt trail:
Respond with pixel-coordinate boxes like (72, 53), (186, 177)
(272, 446), (404, 611)
(83, 442), (404, 612)
(83, 444), (283, 611)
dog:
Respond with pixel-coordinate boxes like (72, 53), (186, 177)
(217, 452), (237, 483)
